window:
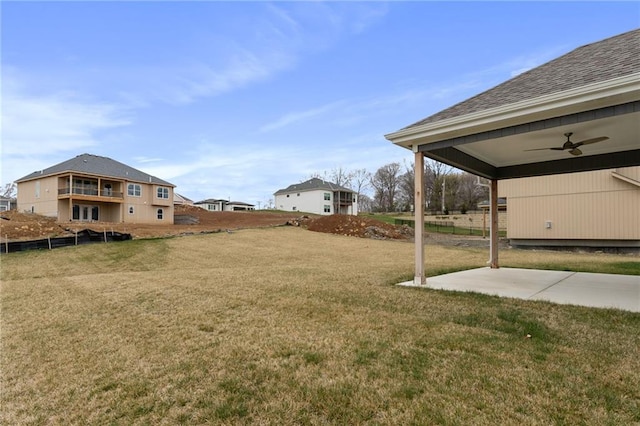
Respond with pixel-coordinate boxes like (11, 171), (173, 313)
(73, 205), (80, 220)
(157, 187), (169, 199)
(324, 205), (331, 213)
(127, 184), (141, 197)
(297, 193), (300, 196)
(128, 206), (134, 215)
(35, 182), (40, 198)
(157, 208), (164, 220)
(324, 192), (331, 200)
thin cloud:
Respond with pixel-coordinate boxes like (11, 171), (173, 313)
(1, 74), (132, 183)
(153, 47), (295, 105)
(2, 87), (131, 157)
(133, 157), (163, 164)
(347, 3), (389, 34)
(259, 100), (346, 133)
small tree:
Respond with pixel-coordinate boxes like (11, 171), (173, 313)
(330, 166), (353, 188)
(370, 162), (401, 212)
(1, 183), (17, 199)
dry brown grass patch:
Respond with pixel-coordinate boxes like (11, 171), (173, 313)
(2, 227), (638, 424)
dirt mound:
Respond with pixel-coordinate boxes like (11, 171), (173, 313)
(0, 210), (69, 241)
(0, 206), (305, 242)
(302, 214), (414, 240)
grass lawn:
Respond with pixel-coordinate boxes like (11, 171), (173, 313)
(1, 227), (639, 424)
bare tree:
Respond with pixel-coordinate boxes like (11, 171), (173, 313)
(370, 162), (401, 212)
(1, 183), (17, 198)
(357, 194), (373, 213)
(307, 171), (327, 181)
(351, 168), (371, 198)
(425, 159), (453, 213)
(456, 172), (487, 213)
(397, 161), (415, 212)
(443, 173), (461, 214)
(330, 166), (353, 188)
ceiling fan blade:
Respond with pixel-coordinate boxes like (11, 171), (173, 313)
(577, 136), (609, 146)
(524, 136), (607, 153)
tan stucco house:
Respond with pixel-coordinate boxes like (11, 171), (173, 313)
(16, 153), (175, 224)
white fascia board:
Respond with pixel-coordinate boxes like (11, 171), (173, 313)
(385, 73), (640, 148)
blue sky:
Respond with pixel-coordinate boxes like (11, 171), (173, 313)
(2, 1), (638, 206)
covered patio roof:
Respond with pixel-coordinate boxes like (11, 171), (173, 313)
(384, 29), (640, 285)
(385, 29), (640, 180)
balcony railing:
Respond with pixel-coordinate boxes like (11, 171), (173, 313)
(58, 187), (123, 198)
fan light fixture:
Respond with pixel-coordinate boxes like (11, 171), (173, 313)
(525, 132), (609, 156)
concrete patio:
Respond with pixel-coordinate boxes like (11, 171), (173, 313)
(399, 267), (640, 312)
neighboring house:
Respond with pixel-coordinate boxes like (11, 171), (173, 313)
(195, 199), (228, 212)
(0, 196), (16, 212)
(226, 201), (255, 211)
(195, 199), (255, 211)
(174, 193), (194, 206)
(499, 166), (640, 248)
(15, 153), (176, 224)
(274, 178), (358, 215)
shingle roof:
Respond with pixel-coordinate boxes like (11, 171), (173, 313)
(16, 153), (174, 186)
(195, 199), (227, 204)
(228, 201), (254, 206)
(404, 29), (640, 129)
(274, 178), (354, 195)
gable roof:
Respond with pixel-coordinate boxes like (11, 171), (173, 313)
(228, 201), (255, 207)
(195, 198), (228, 204)
(403, 29), (640, 130)
(16, 153), (174, 186)
(174, 193), (193, 203)
(386, 29), (640, 181)
(194, 199), (254, 207)
(274, 178), (354, 195)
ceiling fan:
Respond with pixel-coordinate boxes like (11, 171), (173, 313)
(525, 132), (609, 156)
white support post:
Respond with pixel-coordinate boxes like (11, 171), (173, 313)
(414, 151), (426, 285)
(489, 179), (499, 269)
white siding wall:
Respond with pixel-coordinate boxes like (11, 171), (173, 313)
(275, 190), (334, 215)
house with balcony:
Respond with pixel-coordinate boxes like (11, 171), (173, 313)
(274, 178), (358, 215)
(16, 153), (176, 224)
